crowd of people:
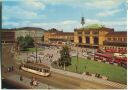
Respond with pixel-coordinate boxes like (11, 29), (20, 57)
(17, 45), (99, 68)
(25, 46), (61, 66)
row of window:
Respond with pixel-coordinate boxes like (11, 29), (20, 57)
(1, 41), (15, 43)
(77, 31), (99, 34)
(104, 46), (126, 50)
(107, 37), (126, 42)
(23, 65), (50, 73)
(78, 37), (99, 44)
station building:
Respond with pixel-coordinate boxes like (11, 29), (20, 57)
(74, 27), (114, 48)
(44, 28), (74, 45)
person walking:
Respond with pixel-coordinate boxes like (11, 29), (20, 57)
(20, 75), (23, 81)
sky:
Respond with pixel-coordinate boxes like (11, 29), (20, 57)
(2, 0), (127, 32)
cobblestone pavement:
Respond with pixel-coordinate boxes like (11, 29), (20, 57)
(51, 68), (126, 89)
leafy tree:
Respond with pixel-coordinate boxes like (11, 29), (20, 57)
(59, 46), (71, 67)
(17, 35), (34, 51)
(25, 35), (34, 48)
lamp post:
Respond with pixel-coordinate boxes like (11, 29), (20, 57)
(34, 30), (38, 63)
(35, 43), (37, 63)
(76, 43), (79, 73)
(64, 61), (65, 70)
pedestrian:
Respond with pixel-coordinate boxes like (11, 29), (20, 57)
(11, 66), (14, 71)
(7, 67), (10, 72)
(20, 75), (23, 81)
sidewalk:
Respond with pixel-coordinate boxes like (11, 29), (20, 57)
(51, 67), (126, 89)
(6, 74), (56, 89)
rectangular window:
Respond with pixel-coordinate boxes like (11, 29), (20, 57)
(113, 38), (116, 41)
(85, 32), (90, 34)
(108, 38), (111, 41)
(78, 32), (82, 34)
(92, 31), (98, 34)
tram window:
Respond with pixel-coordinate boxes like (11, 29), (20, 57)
(32, 67), (35, 70)
(30, 66), (33, 69)
(25, 65), (27, 68)
(34, 67), (37, 70)
(47, 69), (49, 72)
(36, 68), (39, 71)
(31, 66), (33, 69)
(43, 69), (46, 73)
(29, 66), (32, 69)
(45, 69), (49, 73)
(37, 68), (40, 71)
(36, 67), (38, 71)
(28, 66), (31, 69)
(40, 69), (42, 72)
(28, 66), (30, 68)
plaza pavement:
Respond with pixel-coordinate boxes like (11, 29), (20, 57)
(51, 67), (126, 89)
(4, 73), (56, 89)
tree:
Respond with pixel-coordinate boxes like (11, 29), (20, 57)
(59, 46), (71, 67)
(25, 35), (34, 48)
(17, 35), (34, 51)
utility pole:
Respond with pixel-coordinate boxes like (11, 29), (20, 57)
(36, 43), (37, 63)
(76, 43), (79, 72)
(27, 51), (28, 62)
(34, 30), (38, 63)
(64, 62), (65, 70)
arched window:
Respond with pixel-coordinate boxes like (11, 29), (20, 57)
(79, 36), (82, 43)
(86, 37), (90, 44)
(94, 37), (99, 45)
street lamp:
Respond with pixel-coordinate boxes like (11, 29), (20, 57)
(64, 61), (66, 70)
(76, 43), (79, 73)
(35, 43), (38, 63)
(34, 30), (38, 63)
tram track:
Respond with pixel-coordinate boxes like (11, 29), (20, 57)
(17, 70), (79, 89)
(8, 63), (117, 89)
(11, 63), (117, 89)
(15, 69), (116, 89)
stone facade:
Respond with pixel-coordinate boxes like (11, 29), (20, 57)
(12, 27), (45, 44)
(74, 27), (114, 48)
(44, 28), (74, 45)
(103, 31), (127, 52)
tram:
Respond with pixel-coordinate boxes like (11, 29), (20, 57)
(20, 62), (51, 77)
